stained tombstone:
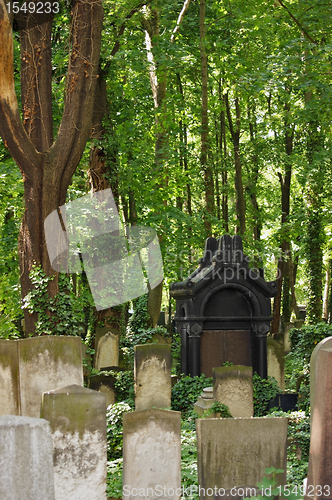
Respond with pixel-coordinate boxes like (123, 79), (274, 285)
(94, 327), (119, 369)
(134, 344), (171, 411)
(305, 337), (332, 500)
(267, 338), (285, 390)
(0, 415), (55, 500)
(213, 365), (253, 418)
(89, 373), (116, 407)
(196, 417), (288, 500)
(0, 340), (20, 416)
(123, 409), (181, 500)
(41, 384), (107, 500)
(19, 336), (83, 417)
(0, 336), (83, 418)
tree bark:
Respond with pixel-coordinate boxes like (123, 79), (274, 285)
(199, 0), (214, 234)
(0, 0), (104, 334)
(225, 92), (245, 234)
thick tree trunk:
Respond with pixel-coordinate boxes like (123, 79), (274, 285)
(0, 0), (104, 334)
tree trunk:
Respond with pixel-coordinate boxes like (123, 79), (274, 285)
(0, 0), (104, 334)
(225, 92), (245, 235)
(199, 0), (214, 234)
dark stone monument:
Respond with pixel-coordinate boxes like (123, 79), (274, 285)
(170, 235), (277, 378)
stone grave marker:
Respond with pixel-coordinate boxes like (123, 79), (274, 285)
(0, 339), (20, 415)
(41, 384), (107, 500)
(194, 387), (214, 416)
(0, 336), (83, 418)
(94, 327), (119, 369)
(123, 409), (181, 500)
(213, 365), (253, 417)
(196, 417), (288, 500)
(267, 338), (284, 390)
(19, 336), (83, 417)
(0, 415), (55, 500)
(134, 344), (171, 411)
(305, 337), (332, 499)
(89, 373), (116, 407)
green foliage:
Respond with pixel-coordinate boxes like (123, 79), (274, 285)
(181, 419), (198, 492)
(107, 459), (123, 499)
(106, 401), (132, 460)
(113, 370), (135, 407)
(267, 410), (310, 485)
(203, 401), (233, 418)
(286, 323), (332, 397)
(247, 467), (303, 500)
(22, 265), (82, 336)
(127, 294), (149, 332)
(171, 374), (212, 415)
(253, 373), (280, 417)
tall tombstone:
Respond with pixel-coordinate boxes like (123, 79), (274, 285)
(0, 415), (55, 500)
(196, 417), (288, 500)
(0, 340), (20, 416)
(41, 384), (107, 500)
(267, 338), (285, 391)
(94, 327), (119, 369)
(305, 337), (332, 500)
(213, 365), (253, 417)
(123, 409), (181, 500)
(134, 344), (171, 411)
(0, 336), (83, 417)
(19, 336), (83, 417)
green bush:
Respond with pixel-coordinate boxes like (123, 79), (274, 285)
(106, 402), (132, 460)
(267, 410), (310, 484)
(171, 374), (212, 415)
(289, 322), (332, 372)
(203, 401), (233, 418)
(253, 372), (279, 417)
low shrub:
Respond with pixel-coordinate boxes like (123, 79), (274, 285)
(253, 372), (279, 417)
(106, 402), (132, 460)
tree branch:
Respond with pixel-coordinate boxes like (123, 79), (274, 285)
(170, 0), (191, 43)
(0, 0), (40, 175)
(50, 0), (104, 196)
(277, 0), (316, 45)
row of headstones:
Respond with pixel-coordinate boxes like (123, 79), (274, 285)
(0, 336), (107, 500)
(0, 336), (331, 499)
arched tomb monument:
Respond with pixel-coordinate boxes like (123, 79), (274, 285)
(170, 235), (277, 378)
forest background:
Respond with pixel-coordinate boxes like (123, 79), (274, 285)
(1, 0), (332, 342)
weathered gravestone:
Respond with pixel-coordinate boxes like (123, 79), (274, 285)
(94, 327), (119, 369)
(305, 337), (332, 500)
(134, 344), (171, 411)
(0, 340), (20, 415)
(0, 415), (55, 500)
(89, 372), (116, 407)
(123, 409), (181, 500)
(213, 365), (253, 417)
(196, 417), (288, 500)
(41, 384), (107, 500)
(0, 336), (83, 417)
(267, 338), (285, 391)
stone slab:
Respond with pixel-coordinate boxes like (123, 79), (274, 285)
(123, 409), (181, 500)
(213, 365), (253, 417)
(134, 344), (171, 411)
(89, 373), (116, 408)
(41, 384), (107, 500)
(0, 340), (20, 415)
(94, 328), (119, 369)
(0, 415), (55, 500)
(267, 338), (284, 390)
(196, 417), (288, 500)
(18, 336), (83, 417)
